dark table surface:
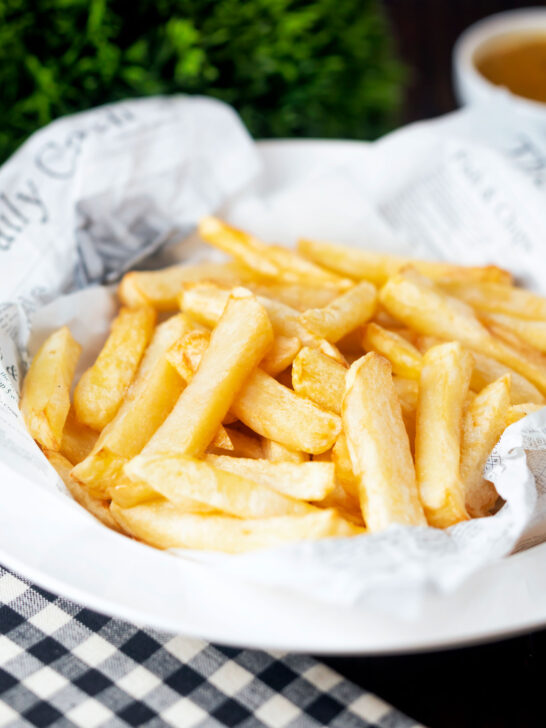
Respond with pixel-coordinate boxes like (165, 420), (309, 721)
(317, 2), (546, 727)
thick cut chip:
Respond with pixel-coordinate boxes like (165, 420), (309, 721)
(60, 408), (98, 465)
(126, 455), (316, 518)
(292, 347), (346, 414)
(45, 450), (119, 531)
(248, 282), (339, 311)
(205, 455), (335, 501)
(416, 335), (544, 405)
(506, 403), (545, 426)
(299, 282), (377, 342)
(298, 238), (512, 286)
(74, 306), (156, 430)
(110, 501), (361, 552)
(415, 342), (473, 528)
(232, 368), (341, 454)
(362, 323), (422, 380)
(72, 314), (192, 495)
(482, 313), (546, 353)
(180, 282), (344, 363)
(380, 270), (546, 395)
(210, 428), (264, 459)
(199, 216), (350, 288)
(108, 481), (159, 508)
(332, 433), (358, 498)
(118, 262), (245, 310)
(343, 353), (426, 531)
(21, 326), (81, 450)
(261, 336), (301, 376)
(262, 438), (309, 463)
(460, 375), (511, 518)
(440, 279), (546, 320)
(142, 292), (273, 457)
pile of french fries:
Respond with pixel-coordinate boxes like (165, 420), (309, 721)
(20, 217), (546, 552)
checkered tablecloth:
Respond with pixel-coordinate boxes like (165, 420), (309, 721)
(0, 566), (423, 728)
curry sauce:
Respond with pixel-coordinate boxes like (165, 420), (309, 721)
(475, 32), (546, 104)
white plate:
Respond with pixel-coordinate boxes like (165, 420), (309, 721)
(4, 140), (546, 656)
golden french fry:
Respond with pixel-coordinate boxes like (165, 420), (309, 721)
(332, 433), (358, 498)
(248, 282), (339, 311)
(299, 282), (377, 342)
(180, 281), (344, 363)
(506, 402), (545, 426)
(362, 323), (422, 379)
(380, 270), (546, 395)
(205, 454), (335, 501)
(415, 342), (473, 528)
(313, 483), (364, 526)
(142, 291), (273, 457)
(45, 450), (119, 531)
(74, 306), (156, 430)
(72, 314), (192, 495)
(210, 428), (264, 459)
(292, 347), (346, 414)
(261, 336), (301, 376)
(21, 326), (81, 450)
(118, 261), (245, 310)
(440, 279), (546, 320)
(261, 438), (309, 463)
(343, 353), (426, 531)
(108, 481), (159, 508)
(110, 501), (361, 552)
(481, 313), (546, 354)
(126, 455), (316, 518)
(165, 330), (209, 383)
(298, 238), (512, 286)
(461, 375), (511, 518)
(199, 216), (350, 288)
(232, 368), (341, 454)
(417, 334), (544, 405)
(60, 408), (98, 465)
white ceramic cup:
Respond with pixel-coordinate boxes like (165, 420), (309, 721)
(453, 7), (546, 122)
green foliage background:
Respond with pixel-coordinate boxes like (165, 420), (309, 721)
(0, 0), (405, 163)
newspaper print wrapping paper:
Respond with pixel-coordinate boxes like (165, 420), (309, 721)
(1, 93), (546, 618)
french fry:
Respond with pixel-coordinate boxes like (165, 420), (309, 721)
(248, 282), (339, 311)
(118, 261), (245, 310)
(108, 481), (159, 508)
(110, 501), (361, 552)
(313, 483), (363, 526)
(299, 281), (377, 342)
(45, 450), (119, 532)
(261, 336), (301, 376)
(506, 402), (545, 426)
(126, 455), (317, 518)
(460, 375), (511, 518)
(179, 282), (345, 363)
(343, 353), (426, 531)
(141, 291), (273, 457)
(199, 216), (350, 288)
(210, 428), (264, 459)
(60, 408), (98, 465)
(380, 270), (546, 395)
(440, 279), (546, 320)
(362, 322), (422, 379)
(261, 438), (309, 463)
(74, 306), (156, 430)
(72, 314), (193, 495)
(232, 368), (341, 454)
(165, 330), (209, 383)
(417, 334), (544, 405)
(298, 237), (512, 286)
(481, 313), (546, 354)
(205, 454), (336, 501)
(21, 326), (81, 450)
(332, 433), (358, 498)
(292, 347), (346, 414)
(415, 342), (473, 528)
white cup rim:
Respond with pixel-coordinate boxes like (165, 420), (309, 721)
(454, 7), (546, 114)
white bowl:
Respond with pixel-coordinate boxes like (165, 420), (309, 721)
(453, 7), (546, 122)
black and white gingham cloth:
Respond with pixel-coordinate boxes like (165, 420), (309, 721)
(0, 566), (423, 727)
